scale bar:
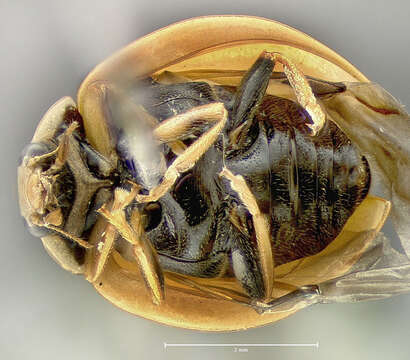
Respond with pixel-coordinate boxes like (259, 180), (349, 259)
(164, 342), (319, 349)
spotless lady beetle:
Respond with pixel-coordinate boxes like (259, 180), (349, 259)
(18, 16), (410, 331)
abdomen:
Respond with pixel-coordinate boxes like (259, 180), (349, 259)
(260, 96), (370, 265)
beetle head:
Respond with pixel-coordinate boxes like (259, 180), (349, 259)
(18, 142), (64, 236)
(18, 98), (80, 238)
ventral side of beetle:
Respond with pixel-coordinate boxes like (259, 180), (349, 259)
(18, 16), (410, 331)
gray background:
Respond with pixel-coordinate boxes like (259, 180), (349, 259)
(1, 1), (409, 359)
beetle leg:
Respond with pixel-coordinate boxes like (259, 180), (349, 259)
(250, 285), (321, 314)
(97, 185), (164, 305)
(228, 52), (275, 136)
(130, 105), (187, 155)
(136, 102), (228, 203)
(29, 214), (93, 249)
(51, 122), (79, 170)
(166, 272), (311, 313)
(229, 211), (267, 300)
(25, 122), (79, 173)
(228, 51), (325, 146)
(266, 52), (326, 135)
(25, 122), (78, 171)
(90, 185), (140, 282)
(87, 222), (117, 283)
(165, 272), (252, 304)
(219, 167), (274, 302)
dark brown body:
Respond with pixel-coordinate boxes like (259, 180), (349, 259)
(117, 76), (370, 297)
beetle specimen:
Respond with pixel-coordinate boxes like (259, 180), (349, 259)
(18, 16), (410, 331)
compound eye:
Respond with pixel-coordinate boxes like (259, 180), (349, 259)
(19, 142), (55, 165)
